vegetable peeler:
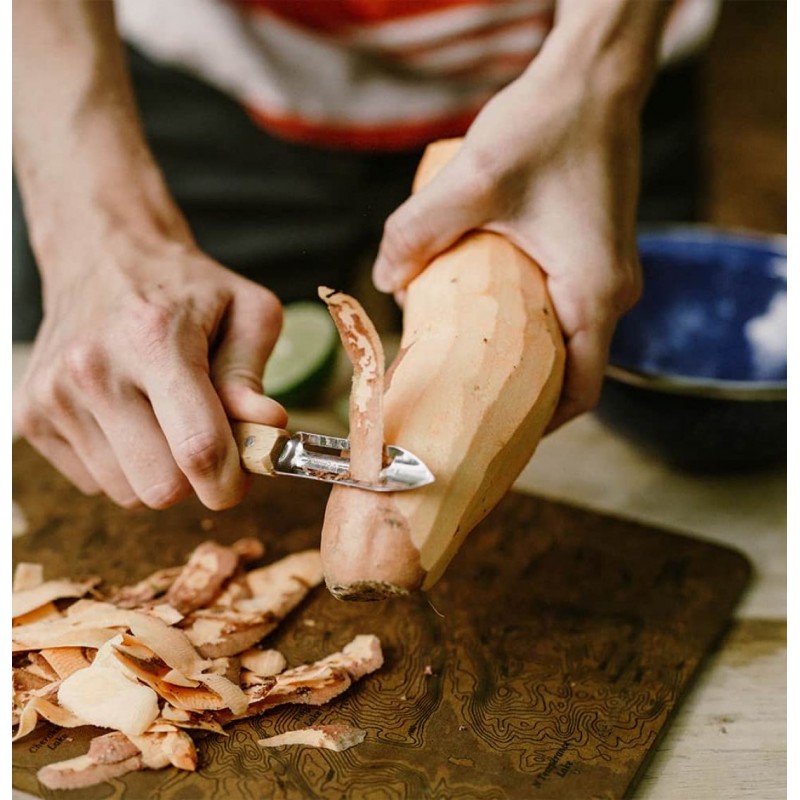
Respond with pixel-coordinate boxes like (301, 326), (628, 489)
(232, 422), (435, 492)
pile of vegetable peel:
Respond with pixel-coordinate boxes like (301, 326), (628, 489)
(12, 539), (382, 791)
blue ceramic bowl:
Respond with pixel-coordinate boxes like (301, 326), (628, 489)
(595, 227), (787, 471)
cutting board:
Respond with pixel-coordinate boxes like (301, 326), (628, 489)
(12, 440), (750, 800)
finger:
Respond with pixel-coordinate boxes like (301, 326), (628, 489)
(25, 429), (100, 496)
(543, 250), (639, 434)
(54, 409), (143, 508)
(90, 387), (192, 510)
(211, 285), (288, 427)
(14, 376), (130, 502)
(372, 158), (489, 293)
(546, 327), (611, 433)
(142, 344), (247, 511)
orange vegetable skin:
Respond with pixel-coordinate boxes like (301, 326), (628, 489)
(321, 139), (565, 600)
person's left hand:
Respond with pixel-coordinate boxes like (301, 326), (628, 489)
(372, 51), (647, 431)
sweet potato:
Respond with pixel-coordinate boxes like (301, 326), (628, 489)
(321, 138), (565, 600)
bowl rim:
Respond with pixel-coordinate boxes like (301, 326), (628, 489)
(607, 224), (787, 399)
(636, 223), (787, 255)
(605, 364), (787, 401)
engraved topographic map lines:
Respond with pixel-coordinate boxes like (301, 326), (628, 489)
(12, 443), (750, 800)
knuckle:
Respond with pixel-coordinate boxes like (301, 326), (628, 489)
(174, 431), (228, 477)
(63, 340), (109, 394)
(29, 371), (71, 417)
(252, 286), (283, 328)
(606, 259), (642, 314)
(13, 402), (43, 438)
(255, 285), (281, 316)
(382, 201), (446, 264)
(217, 377), (258, 406)
(589, 265), (640, 319)
(461, 146), (501, 201)
(13, 409), (42, 439)
(138, 303), (174, 337)
(130, 303), (176, 359)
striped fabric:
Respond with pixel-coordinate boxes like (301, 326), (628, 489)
(115, 0), (720, 151)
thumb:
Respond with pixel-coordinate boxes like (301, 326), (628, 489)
(211, 286), (288, 428)
(372, 162), (488, 293)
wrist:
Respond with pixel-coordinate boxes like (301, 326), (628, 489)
(16, 123), (192, 287)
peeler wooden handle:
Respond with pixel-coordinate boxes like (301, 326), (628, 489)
(232, 422), (290, 477)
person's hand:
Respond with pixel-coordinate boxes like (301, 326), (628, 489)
(13, 234), (287, 510)
(372, 2), (667, 430)
(373, 74), (642, 431)
(12, 0), (287, 511)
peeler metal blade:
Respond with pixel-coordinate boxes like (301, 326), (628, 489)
(274, 431), (434, 492)
(233, 422), (434, 492)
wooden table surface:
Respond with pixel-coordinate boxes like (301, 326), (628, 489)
(11, 337), (786, 800)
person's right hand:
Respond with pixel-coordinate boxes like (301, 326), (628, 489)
(13, 235), (287, 511)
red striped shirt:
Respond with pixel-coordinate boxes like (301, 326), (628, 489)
(114, 0), (720, 151)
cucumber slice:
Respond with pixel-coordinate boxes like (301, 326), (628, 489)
(262, 301), (339, 408)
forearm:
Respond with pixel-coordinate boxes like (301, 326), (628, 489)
(539, 0), (672, 109)
(12, 0), (187, 282)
